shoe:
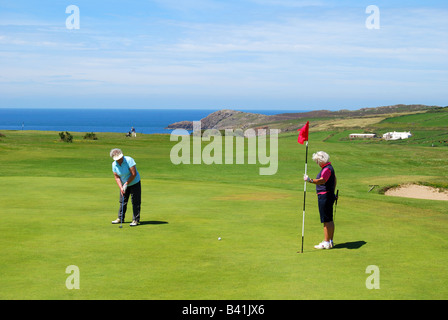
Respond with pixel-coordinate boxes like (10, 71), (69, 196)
(314, 241), (331, 249)
(111, 218), (123, 224)
(130, 220), (139, 227)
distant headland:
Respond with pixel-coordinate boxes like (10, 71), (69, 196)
(165, 104), (442, 132)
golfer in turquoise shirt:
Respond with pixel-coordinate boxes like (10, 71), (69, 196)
(110, 148), (141, 226)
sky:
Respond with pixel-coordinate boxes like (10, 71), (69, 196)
(0, 0), (447, 110)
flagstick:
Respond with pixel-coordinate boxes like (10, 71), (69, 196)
(300, 140), (308, 253)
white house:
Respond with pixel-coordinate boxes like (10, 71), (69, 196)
(383, 131), (412, 140)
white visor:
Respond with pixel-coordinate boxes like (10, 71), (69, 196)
(113, 153), (124, 161)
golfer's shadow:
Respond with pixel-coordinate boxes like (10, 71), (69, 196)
(139, 221), (168, 226)
(333, 241), (366, 250)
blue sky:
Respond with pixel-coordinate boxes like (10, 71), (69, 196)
(0, 0), (447, 110)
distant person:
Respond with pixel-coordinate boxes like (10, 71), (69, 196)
(110, 148), (141, 226)
(304, 151), (337, 249)
(131, 127), (136, 137)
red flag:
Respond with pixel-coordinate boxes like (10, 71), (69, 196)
(297, 121), (309, 144)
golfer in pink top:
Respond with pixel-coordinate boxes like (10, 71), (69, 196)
(304, 151), (337, 249)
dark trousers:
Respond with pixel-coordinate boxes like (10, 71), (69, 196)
(118, 181), (141, 222)
(318, 192), (335, 223)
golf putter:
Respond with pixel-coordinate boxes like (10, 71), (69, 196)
(334, 190), (339, 221)
(119, 196), (124, 229)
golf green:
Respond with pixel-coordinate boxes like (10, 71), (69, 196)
(0, 129), (447, 299)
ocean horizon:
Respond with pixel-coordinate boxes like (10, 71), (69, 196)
(0, 108), (310, 134)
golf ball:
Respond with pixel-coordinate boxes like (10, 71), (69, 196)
(218, 237), (222, 241)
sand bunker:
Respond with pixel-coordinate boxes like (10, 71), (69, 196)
(385, 184), (448, 201)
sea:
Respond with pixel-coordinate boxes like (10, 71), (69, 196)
(0, 108), (304, 134)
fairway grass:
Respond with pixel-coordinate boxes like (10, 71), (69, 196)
(0, 130), (447, 300)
